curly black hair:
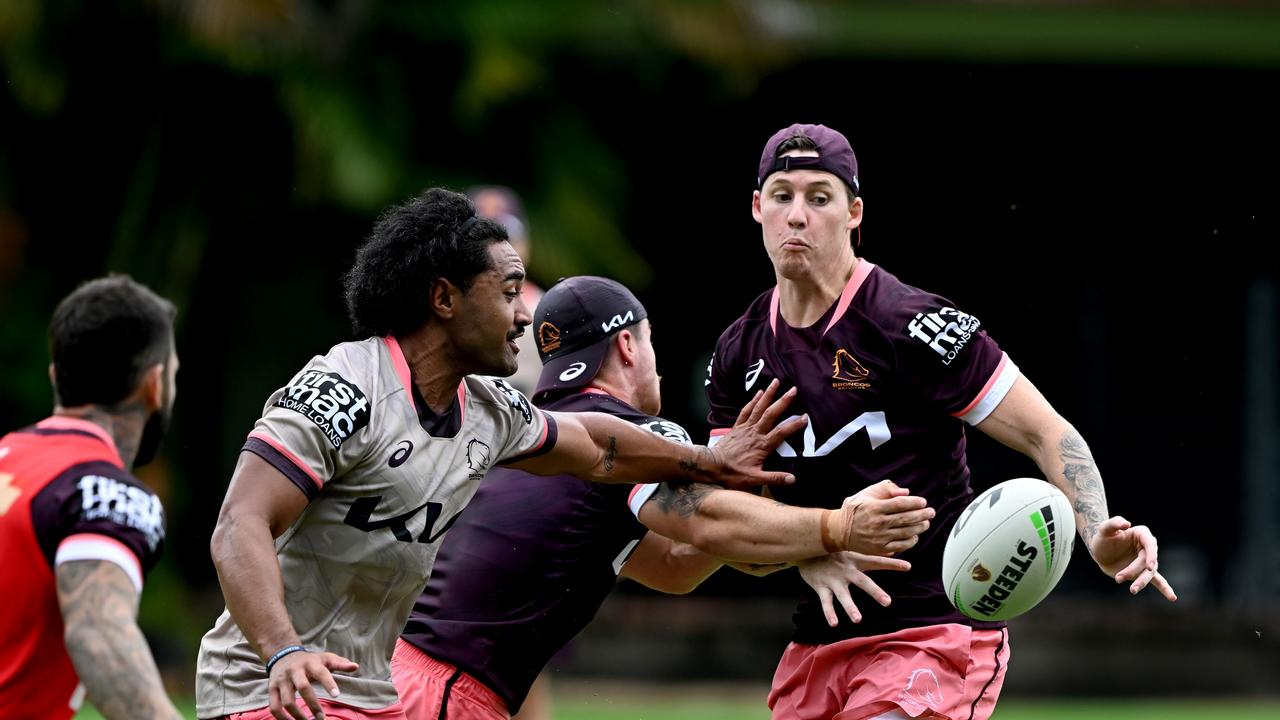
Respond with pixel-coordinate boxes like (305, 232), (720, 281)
(344, 187), (508, 338)
(49, 274), (176, 408)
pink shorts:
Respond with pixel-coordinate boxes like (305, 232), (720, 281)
(391, 638), (509, 720)
(768, 624), (1009, 720)
(226, 698), (407, 720)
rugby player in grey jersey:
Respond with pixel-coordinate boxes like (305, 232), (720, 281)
(197, 188), (929, 720)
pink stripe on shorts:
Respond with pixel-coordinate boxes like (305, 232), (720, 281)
(769, 624), (1009, 720)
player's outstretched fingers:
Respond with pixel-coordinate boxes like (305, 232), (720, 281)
(766, 412), (808, 446)
(756, 384), (798, 430)
(815, 584), (838, 627)
(319, 652), (358, 695)
(1150, 570), (1178, 602)
(296, 672), (327, 720)
(268, 683), (288, 720)
(832, 582), (862, 624)
(1131, 524), (1160, 573)
(734, 388), (764, 427)
(747, 379), (781, 425)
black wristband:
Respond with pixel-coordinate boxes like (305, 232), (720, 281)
(265, 644), (306, 675)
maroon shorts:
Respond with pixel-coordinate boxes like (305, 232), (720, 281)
(768, 624), (1009, 720)
(391, 638), (509, 720)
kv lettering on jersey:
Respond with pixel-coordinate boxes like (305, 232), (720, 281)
(776, 411), (890, 458)
(77, 475), (165, 551)
(276, 370), (371, 448)
(906, 307), (981, 365)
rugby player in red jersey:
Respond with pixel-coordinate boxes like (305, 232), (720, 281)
(0, 275), (181, 719)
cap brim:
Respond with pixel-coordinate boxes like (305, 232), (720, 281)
(533, 340), (610, 403)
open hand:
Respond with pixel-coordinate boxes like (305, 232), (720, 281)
(708, 379), (808, 491)
(799, 551), (912, 626)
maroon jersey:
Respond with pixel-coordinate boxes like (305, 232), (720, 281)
(707, 261), (1019, 643)
(400, 390), (692, 713)
(0, 417), (166, 718)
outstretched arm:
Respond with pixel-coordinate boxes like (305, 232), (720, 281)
(976, 374), (1176, 601)
(636, 479), (933, 562)
(512, 381), (805, 490)
(56, 560), (183, 720)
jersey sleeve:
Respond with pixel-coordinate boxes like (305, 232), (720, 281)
(483, 378), (559, 465)
(705, 324), (747, 439)
(242, 349), (377, 500)
(626, 416), (694, 519)
(33, 462), (166, 593)
(891, 289), (1020, 425)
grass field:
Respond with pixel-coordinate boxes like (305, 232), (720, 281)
(75, 694), (1280, 719)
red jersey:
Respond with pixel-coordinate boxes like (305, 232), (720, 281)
(0, 417), (166, 719)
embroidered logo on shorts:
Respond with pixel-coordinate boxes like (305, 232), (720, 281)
(901, 668), (944, 710)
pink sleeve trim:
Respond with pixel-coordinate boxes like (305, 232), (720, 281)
(56, 533), (143, 593)
(628, 484), (660, 518)
(247, 431), (324, 489)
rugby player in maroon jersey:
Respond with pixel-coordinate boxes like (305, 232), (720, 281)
(702, 124), (1177, 720)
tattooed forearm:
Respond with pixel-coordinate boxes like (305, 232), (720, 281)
(56, 561), (182, 720)
(677, 447), (718, 481)
(654, 481), (715, 518)
(603, 435), (618, 473)
(1059, 431), (1109, 541)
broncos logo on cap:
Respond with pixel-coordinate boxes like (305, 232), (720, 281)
(538, 321), (561, 354)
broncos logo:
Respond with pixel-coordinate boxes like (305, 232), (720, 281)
(831, 349), (870, 383)
(466, 439), (491, 473)
(538, 321), (561, 354)
(905, 668), (944, 707)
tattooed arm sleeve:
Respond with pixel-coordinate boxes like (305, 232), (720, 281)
(56, 560), (183, 720)
(975, 374), (1110, 543)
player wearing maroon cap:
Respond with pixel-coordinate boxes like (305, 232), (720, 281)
(0, 275), (181, 720)
(390, 275), (932, 720)
(702, 123), (1178, 720)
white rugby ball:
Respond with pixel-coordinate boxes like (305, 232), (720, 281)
(943, 478), (1074, 621)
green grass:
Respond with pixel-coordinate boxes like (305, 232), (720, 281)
(75, 697), (1280, 719)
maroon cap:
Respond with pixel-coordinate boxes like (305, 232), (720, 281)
(758, 123), (859, 196)
(532, 276), (647, 402)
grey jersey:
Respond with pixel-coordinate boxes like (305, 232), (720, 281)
(196, 336), (556, 717)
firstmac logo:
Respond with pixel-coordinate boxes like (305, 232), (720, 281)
(906, 307), (981, 365)
(277, 370), (371, 448)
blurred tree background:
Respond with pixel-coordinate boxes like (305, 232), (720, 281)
(2, 0), (1278, 702)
